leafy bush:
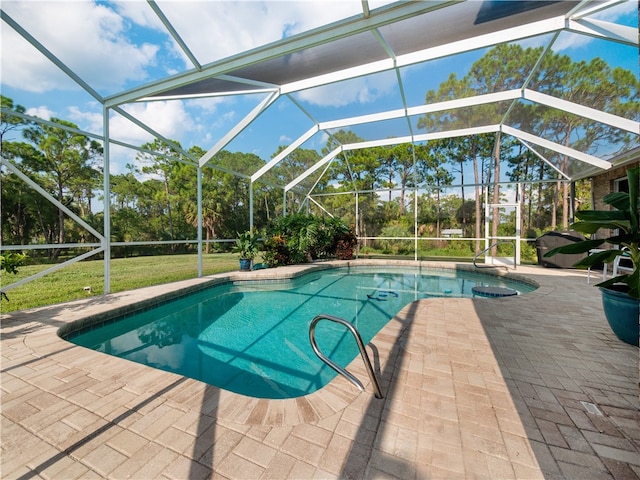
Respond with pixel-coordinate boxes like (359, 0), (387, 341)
(379, 224), (412, 254)
(262, 234), (290, 267)
(263, 214), (356, 266)
(232, 230), (260, 259)
(1, 252), (27, 275)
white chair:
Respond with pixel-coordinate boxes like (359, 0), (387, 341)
(612, 251), (634, 277)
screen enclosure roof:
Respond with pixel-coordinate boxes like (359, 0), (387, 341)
(2, 0), (639, 187)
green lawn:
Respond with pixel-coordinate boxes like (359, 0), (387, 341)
(0, 253), (245, 313)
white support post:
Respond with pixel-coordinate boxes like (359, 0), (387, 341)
(249, 181), (254, 231)
(103, 107), (111, 294)
(412, 145), (418, 261)
(197, 166), (203, 277)
(355, 192), (359, 258)
(484, 186), (490, 256)
(516, 183), (522, 266)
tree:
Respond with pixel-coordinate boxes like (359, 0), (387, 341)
(184, 147), (221, 253)
(17, 119), (103, 258)
(379, 143), (418, 215)
(0, 95), (30, 144)
(1, 97), (41, 247)
(321, 130), (383, 242)
(207, 150), (266, 237)
(416, 141), (454, 240)
(137, 139), (184, 246)
(417, 43), (639, 238)
(266, 145), (323, 215)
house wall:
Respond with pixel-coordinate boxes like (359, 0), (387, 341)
(592, 160), (640, 211)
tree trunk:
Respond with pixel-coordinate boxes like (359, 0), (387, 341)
(460, 163), (466, 236)
(562, 181), (570, 230)
(536, 164), (545, 229)
(54, 183), (64, 260)
(164, 177), (175, 250)
(491, 133), (501, 256)
(473, 144), (481, 254)
(436, 185), (442, 247)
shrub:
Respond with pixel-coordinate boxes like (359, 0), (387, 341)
(262, 234), (290, 267)
(379, 224), (412, 254)
(264, 214), (356, 265)
(1, 252), (27, 275)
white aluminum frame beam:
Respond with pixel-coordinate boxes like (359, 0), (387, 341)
(570, 0), (629, 20)
(285, 147), (342, 192)
(283, 12), (635, 99)
(568, 18), (638, 45)
(199, 90), (280, 168)
(501, 125), (611, 170)
(251, 124), (320, 182)
(1, 246), (105, 293)
(111, 106), (198, 166)
(516, 138), (571, 181)
(0, 108), (104, 141)
(1, 107), (248, 176)
(148, 0), (201, 70)
(523, 89), (638, 134)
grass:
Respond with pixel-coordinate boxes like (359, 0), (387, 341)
(0, 253), (246, 313)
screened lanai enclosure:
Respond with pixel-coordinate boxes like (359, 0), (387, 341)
(1, 0), (638, 296)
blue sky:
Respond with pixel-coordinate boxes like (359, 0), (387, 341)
(1, 0), (637, 177)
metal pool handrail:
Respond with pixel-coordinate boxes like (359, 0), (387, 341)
(309, 314), (384, 399)
(473, 239), (516, 269)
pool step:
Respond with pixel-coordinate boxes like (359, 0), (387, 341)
(472, 286), (518, 298)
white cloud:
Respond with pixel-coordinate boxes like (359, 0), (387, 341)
(186, 97), (229, 115)
(66, 101), (195, 173)
(68, 106), (101, 130)
(1, 1), (158, 93)
(1, 29), (76, 93)
(112, 101), (194, 145)
(112, 1), (165, 30)
(26, 106), (56, 121)
(296, 72), (398, 108)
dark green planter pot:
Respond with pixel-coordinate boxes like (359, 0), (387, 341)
(239, 258), (253, 271)
(600, 286), (639, 346)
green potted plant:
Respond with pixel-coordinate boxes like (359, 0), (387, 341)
(544, 166), (639, 346)
(233, 230), (259, 271)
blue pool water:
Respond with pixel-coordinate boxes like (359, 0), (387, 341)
(66, 266), (535, 399)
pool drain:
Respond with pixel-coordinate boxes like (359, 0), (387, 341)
(580, 401), (603, 416)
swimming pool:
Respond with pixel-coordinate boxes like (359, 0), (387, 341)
(65, 265), (536, 399)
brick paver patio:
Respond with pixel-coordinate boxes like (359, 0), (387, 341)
(1, 261), (638, 479)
